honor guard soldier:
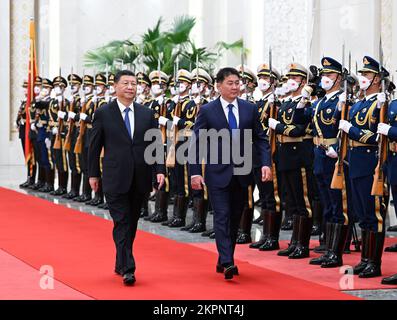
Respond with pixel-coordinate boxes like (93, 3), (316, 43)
(18, 80), (37, 189)
(380, 92), (397, 284)
(268, 63), (318, 259)
(166, 69), (197, 228)
(233, 65), (257, 243)
(48, 75), (70, 196)
(63, 73), (83, 200)
(34, 78), (55, 193)
(85, 73), (108, 206)
(250, 63), (284, 251)
(337, 56), (388, 278)
(147, 70), (173, 223)
(28, 77), (45, 190)
(106, 73), (117, 103)
(181, 67), (212, 233)
(74, 74), (95, 203)
(295, 57), (350, 268)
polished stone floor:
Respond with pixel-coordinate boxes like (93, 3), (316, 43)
(1, 164), (397, 300)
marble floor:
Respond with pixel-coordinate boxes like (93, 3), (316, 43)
(1, 164), (397, 300)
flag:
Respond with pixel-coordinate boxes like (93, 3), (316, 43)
(24, 19), (38, 166)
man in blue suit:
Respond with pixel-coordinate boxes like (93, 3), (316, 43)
(189, 67), (272, 280)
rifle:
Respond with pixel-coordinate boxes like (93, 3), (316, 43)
(267, 46), (277, 156)
(74, 72), (87, 154)
(331, 44), (349, 189)
(157, 57), (166, 144)
(53, 67), (64, 150)
(166, 57), (180, 168)
(64, 67), (75, 151)
(195, 54), (203, 113)
(371, 39), (388, 196)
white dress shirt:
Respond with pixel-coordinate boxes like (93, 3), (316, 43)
(117, 99), (134, 139)
(220, 96), (239, 128)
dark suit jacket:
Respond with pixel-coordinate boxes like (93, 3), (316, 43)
(189, 97), (271, 189)
(88, 99), (165, 194)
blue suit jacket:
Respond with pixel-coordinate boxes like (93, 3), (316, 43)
(189, 97), (271, 189)
(386, 100), (397, 185)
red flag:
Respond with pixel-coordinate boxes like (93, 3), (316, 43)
(24, 19), (37, 164)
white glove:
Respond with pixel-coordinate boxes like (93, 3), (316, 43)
(80, 113), (88, 121)
(57, 95), (63, 103)
(377, 123), (391, 136)
(325, 146), (338, 159)
(92, 96), (98, 103)
(377, 92), (386, 108)
(173, 116), (181, 126)
(172, 95), (179, 104)
(68, 111), (76, 120)
(30, 123), (36, 131)
(268, 118), (280, 130)
(268, 94), (275, 103)
(338, 92), (346, 106)
(301, 85), (313, 99)
(36, 122), (43, 128)
(194, 96), (201, 105)
(158, 116), (169, 126)
(156, 96), (164, 106)
(52, 127), (58, 135)
(20, 119), (25, 125)
(45, 138), (51, 150)
(339, 120), (352, 133)
(136, 94), (145, 104)
(274, 87), (283, 97)
(57, 111), (66, 119)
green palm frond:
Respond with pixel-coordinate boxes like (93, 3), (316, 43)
(165, 15), (195, 44)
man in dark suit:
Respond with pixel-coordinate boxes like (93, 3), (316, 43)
(88, 70), (165, 286)
(189, 67), (272, 280)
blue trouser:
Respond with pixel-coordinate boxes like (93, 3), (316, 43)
(208, 176), (247, 266)
(315, 172), (344, 224)
(350, 175), (381, 231)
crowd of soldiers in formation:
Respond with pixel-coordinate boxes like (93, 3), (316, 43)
(16, 55), (397, 285)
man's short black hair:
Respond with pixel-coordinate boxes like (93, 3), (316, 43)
(114, 70), (136, 83)
(216, 67), (240, 83)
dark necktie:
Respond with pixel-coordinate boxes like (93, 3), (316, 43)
(227, 104), (238, 130)
(124, 107), (132, 138)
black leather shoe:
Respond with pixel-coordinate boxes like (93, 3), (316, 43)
(224, 265), (237, 280)
(249, 238), (267, 249)
(123, 273), (136, 285)
(53, 187), (67, 196)
(168, 218), (185, 228)
(189, 223), (206, 233)
(381, 273), (397, 285)
(236, 232), (252, 244)
(387, 225), (397, 232)
(281, 218), (293, 231)
(74, 194), (91, 203)
(259, 238), (280, 251)
(202, 229), (214, 237)
(216, 264), (239, 275)
(384, 243), (397, 252)
(358, 262), (381, 278)
(19, 180), (31, 188)
(63, 191), (78, 199)
(209, 232), (216, 239)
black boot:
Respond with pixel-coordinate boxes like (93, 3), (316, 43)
(350, 229), (370, 275)
(236, 206), (253, 244)
(52, 171), (68, 196)
(168, 195), (188, 228)
(359, 231), (385, 278)
(180, 202), (196, 231)
(202, 228), (214, 237)
(311, 200), (322, 236)
(250, 209), (269, 249)
(321, 223), (349, 268)
(281, 210), (293, 231)
(74, 175), (92, 202)
(30, 167), (45, 190)
(278, 215), (300, 256)
(63, 173), (81, 199)
(151, 191), (169, 223)
(289, 215), (312, 259)
(259, 211), (282, 251)
(381, 273), (397, 285)
(39, 169), (54, 193)
(189, 198), (208, 233)
(310, 222), (333, 265)
(141, 193), (152, 219)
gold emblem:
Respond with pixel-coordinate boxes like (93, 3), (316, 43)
(363, 57), (370, 65)
(326, 108), (332, 114)
(323, 59), (331, 66)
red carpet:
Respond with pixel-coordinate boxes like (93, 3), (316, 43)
(0, 187), (358, 300)
(193, 239), (397, 291)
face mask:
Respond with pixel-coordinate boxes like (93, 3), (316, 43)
(205, 88), (212, 97)
(240, 81), (246, 92)
(321, 76), (335, 91)
(358, 75), (371, 91)
(41, 88), (49, 96)
(151, 84), (162, 95)
(179, 83), (187, 93)
(109, 86), (115, 94)
(95, 86), (103, 95)
(54, 86), (62, 95)
(191, 83), (200, 94)
(136, 85), (144, 95)
(281, 83), (290, 94)
(71, 85), (79, 94)
(258, 79), (271, 92)
(287, 79), (300, 92)
(214, 85), (219, 93)
(84, 86), (92, 94)
(170, 87), (177, 96)
(34, 86), (41, 95)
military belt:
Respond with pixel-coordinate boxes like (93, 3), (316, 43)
(348, 139), (377, 148)
(313, 137), (338, 147)
(277, 135), (303, 143)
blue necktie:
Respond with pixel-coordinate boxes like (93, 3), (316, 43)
(124, 107), (132, 138)
(227, 104), (238, 130)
